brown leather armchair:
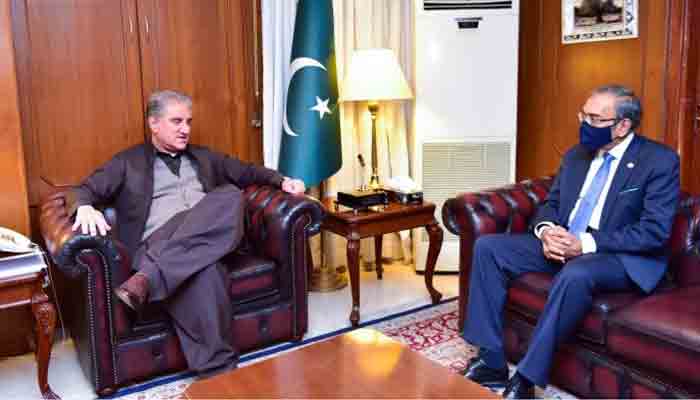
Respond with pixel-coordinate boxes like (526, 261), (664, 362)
(443, 177), (700, 398)
(39, 184), (324, 396)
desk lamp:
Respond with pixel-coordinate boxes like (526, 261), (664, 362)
(340, 49), (413, 191)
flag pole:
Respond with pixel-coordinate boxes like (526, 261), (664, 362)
(308, 183), (348, 292)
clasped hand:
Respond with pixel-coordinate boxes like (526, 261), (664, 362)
(541, 226), (582, 263)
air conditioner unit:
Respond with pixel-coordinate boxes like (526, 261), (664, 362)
(413, 0), (519, 272)
(421, 0), (516, 14)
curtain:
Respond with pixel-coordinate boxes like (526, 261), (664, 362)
(327, 0), (415, 269)
(261, 0), (296, 169)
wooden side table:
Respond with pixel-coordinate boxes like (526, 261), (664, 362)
(0, 253), (59, 399)
(322, 198), (444, 326)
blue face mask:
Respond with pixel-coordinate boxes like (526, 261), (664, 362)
(579, 120), (616, 153)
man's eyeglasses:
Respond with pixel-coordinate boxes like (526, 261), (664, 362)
(577, 111), (618, 127)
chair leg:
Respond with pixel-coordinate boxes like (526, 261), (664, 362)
(97, 386), (117, 398)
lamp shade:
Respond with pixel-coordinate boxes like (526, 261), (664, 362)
(340, 49), (413, 102)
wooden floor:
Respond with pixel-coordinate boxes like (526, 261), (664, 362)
(185, 328), (498, 398)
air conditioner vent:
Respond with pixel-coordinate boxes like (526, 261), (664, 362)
(421, 141), (512, 243)
(423, 0), (513, 11)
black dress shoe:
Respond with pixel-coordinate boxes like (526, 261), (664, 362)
(502, 372), (535, 399)
(461, 357), (508, 387)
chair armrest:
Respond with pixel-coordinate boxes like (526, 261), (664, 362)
(667, 196), (700, 287)
(39, 190), (130, 391)
(442, 191), (513, 238)
(441, 177), (553, 329)
(242, 185), (324, 333)
(442, 178), (553, 237)
(39, 190), (126, 280)
(243, 185), (325, 263)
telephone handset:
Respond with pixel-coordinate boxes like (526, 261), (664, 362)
(0, 227), (37, 253)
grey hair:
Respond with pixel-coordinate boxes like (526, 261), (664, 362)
(592, 85), (642, 130)
(146, 90), (192, 119)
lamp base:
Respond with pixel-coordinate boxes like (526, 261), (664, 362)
(368, 173), (381, 191)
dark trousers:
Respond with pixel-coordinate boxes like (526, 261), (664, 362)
(462, 233), (636, 387)
(133, 184), (244, 375)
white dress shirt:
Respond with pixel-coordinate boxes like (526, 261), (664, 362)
(536, 133), (635, 253)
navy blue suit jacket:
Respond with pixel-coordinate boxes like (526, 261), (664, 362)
(531, 135), (680, 292)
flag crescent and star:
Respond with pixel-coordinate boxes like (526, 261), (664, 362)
(282, 57), (328, 137)
(278, 0), (342, 188)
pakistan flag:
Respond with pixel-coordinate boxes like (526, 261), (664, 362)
(278, 0), (342, 187)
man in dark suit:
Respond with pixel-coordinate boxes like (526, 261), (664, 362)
(461, 85), (680, 398)
(71, 90), (306, 377)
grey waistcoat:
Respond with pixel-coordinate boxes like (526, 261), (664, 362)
(143, 155), (206, 239)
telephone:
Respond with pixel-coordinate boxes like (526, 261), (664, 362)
(0, 227), (37, 253)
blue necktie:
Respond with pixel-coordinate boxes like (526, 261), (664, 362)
(569, 152), (615, 235)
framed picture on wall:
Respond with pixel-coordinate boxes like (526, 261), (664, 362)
(562, 0), (638, 44)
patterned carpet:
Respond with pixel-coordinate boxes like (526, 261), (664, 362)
(116, 300), (574, 399)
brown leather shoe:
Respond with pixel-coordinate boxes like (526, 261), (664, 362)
(114, 272), (150, 312)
